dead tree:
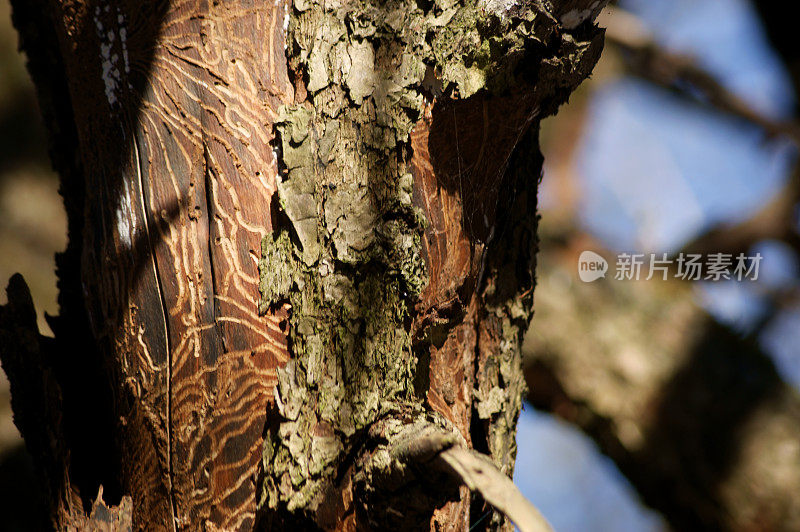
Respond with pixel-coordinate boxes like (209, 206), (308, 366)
(0, 0), (605, 528)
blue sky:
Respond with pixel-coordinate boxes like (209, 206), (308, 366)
(515, 0), (799, 528)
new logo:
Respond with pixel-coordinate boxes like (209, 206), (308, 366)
(578, 251), (608, 282)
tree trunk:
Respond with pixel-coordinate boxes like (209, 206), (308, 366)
(0, 0), (604, 529)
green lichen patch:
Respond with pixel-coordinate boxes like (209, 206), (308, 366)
(258, 226), (421, 515)
(259, 0), (604, 523)
(258, 231), (296, 313)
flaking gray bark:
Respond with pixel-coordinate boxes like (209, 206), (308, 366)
(0, 0), (606, 529)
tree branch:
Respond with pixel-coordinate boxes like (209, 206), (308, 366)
(381, 422), (553, 532)
(524, 233), (800, 530)
(438, 447), (552, 532)
(601, 6), (800, 147)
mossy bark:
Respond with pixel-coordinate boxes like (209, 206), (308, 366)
(0, 0), (604, 529)
(258, 0), (604, 528)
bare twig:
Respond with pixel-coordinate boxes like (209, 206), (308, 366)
(600, 6), (800, 148)
(437, 447), (552, 532)
(387, 423), (553, 532)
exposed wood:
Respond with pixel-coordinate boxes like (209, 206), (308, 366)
(14, 0), (294, 527)
(67, 486), (134, 532)
(2, 0), (608, 529)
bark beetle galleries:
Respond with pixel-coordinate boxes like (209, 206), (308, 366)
(0, 0), (606, 529)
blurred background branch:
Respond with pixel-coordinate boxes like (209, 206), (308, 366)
(602, 6), (800, 147)
(2, 0), (800, 530)
(524, 224), (800, 530)
(517, 1), (800, 530)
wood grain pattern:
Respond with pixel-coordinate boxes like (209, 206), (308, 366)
(410, 90), (540, 529)
(411, 92), (539, 328)
(411, 92), (538, 398)
(10, 0), (606, 527)
(47, 0), (292, 528)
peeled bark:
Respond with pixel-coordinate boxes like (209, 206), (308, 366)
(1, 0), (605, 529)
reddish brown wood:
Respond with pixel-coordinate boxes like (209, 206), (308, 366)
(3, 0), (604, 528)
(44, 0), (293, 527)
(409, 87), (543, 529)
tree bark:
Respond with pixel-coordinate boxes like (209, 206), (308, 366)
(0, 0), (605, 529)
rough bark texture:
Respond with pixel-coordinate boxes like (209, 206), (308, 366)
(1, 0), (605, 529)
(257, 0), (603, 528)
(524, 231), (800, 531)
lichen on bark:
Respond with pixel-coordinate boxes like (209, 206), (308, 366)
(258, 0), (605, 525)
(474, 130), (543, 481)
(258, 226), (420, 515)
